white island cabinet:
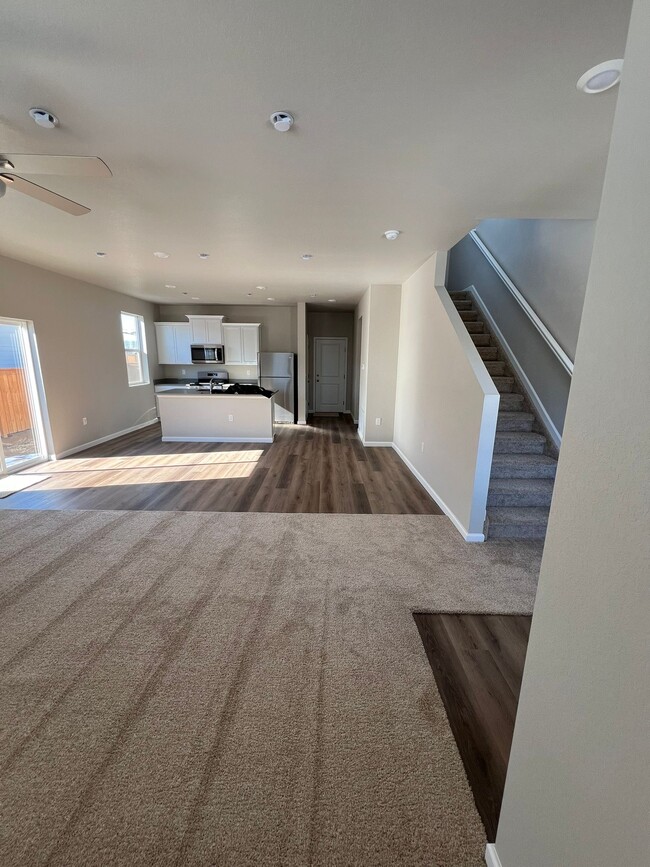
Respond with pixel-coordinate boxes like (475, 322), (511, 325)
(157, 390), (275, 443)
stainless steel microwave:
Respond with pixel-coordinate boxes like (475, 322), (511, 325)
(191, 344), (224, 364)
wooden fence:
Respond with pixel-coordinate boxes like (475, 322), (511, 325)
(0, 368), (31, 437)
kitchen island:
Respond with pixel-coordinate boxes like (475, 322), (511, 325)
(157, 388), (276, 443)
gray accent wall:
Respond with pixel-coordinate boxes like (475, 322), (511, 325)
(448, 231), (576, 438)
(475, 219), (595, 360)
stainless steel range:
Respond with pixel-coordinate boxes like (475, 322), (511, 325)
(186, 370), (230, 392)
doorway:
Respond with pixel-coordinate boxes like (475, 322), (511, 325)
(313, 337), (347, 413)
(0, 318), (49, 474)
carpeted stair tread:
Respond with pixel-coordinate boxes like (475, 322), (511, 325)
(459, 310), (479, 321)
(453, 299), (473, 310)
(492, 376), (515, 393)
(499, 393), (525, 411)
(464, 321), (485, 333)
(491, 453), (558, 479)
(485, 361), (506, 376)
(488, 478), (554, 508)
(478, 346), (499, 360)
(487, 507), (550, 539)
(471, 333), (492, 346)
(497, 411), (534, 431)
(493, 432), (546, 454)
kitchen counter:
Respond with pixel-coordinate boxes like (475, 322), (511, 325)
(157, 390), (275, 442)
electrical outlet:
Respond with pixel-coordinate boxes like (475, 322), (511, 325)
(246, 369), (251, 377)
(82, 417), (88, 426)
(421, 441), (425, 453)
(375, 417), (381, 426)
(228, 414), (234, 422)
(181, 368), (186, 375)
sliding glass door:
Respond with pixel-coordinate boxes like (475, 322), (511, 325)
(0, 318), (48, 474)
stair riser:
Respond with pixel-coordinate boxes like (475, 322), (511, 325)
(453, 300), (473, 310)
(494, 379), (514, 393)
(499, 394), (525, 411)
(471, 334), (491, 346)
(488, 522), (548, 540)
(485, 362), (506, 375)
(493, 439), (545, 454)
(464, 321), (485, 334)
(491, 463), (557, 480)
(478, 347), (499, 360)
(459, 311), (479, 321)
(488, 490), (553, 508)
(497, 417), (533, 432)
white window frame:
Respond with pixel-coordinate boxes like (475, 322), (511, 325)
(121, 312), (150, 387)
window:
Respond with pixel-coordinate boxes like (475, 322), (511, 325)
(121, 312), (149, 387)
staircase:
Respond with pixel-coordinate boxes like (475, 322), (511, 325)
(450, 290), (558, 539)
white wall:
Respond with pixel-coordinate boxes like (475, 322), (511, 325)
(0, 254), (159, 456)
(475, 219), (594, 360)
(355, 285), (401, 444)
(393, 253), (499, 539)
(494, 3), (650, 864)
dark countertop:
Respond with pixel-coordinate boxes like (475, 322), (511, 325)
(157, 387), (276, 399)
(154, 378), (259, 386)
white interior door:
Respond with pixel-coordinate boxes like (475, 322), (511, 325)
(314, 338), (347, 412)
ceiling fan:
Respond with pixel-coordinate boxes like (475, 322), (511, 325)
(0, 154), (112, 216)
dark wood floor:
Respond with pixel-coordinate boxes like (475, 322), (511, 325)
(1, 415), (442, 515)
(413, 613), (531, 842)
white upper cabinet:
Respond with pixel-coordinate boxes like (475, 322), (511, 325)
(155, 323), (191, 365)
(241, 325), (260, 365)
(186, 315), (224, 345)
(222, 323), (261, 366)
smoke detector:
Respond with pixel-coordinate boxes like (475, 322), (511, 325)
(270, 111), (294, 132)
(383, 229), (401, 241)
(29, 108), (59, 128)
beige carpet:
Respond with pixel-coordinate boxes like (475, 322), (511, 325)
(0, 509), (542, 866)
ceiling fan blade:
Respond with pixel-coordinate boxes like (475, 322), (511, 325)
(1, 174), (90, 216)
(0, 154), (111, 177)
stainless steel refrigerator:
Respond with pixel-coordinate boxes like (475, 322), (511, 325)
(258, 352), (297, 423)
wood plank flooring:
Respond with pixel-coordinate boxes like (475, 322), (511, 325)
(413, 613), (531, 842)
(1, 415), (443, 515)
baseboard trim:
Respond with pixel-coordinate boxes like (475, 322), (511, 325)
(55, 418), (159, 459)
(392, 443), (485, 542)
(362, 440), (393, 447)
(162, 436), (273, 443)
(468, 286), (562, 449)
(485, 843), (503, 867)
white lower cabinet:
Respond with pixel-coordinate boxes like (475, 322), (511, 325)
(222, 324), (260, 366)
(155, 323), (191, 365)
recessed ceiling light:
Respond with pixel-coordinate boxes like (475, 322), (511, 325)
(255, 285), (266, 291)
(301, 253), (313, 260)
(153, 251), (169, 259)
(191, 296), (200, 300)
(164, 283), (176, 289)
(198, 252), (210, 259)
(577, 59), (623, 93)
(267, 297), (275, 301)
(328, 298), (336, 303)
(383, 229), (401, 241)
(95, 251), (106, 257)
(29, 107), (58, 128)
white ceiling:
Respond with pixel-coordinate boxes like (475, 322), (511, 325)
(0, 0), (632, 307)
